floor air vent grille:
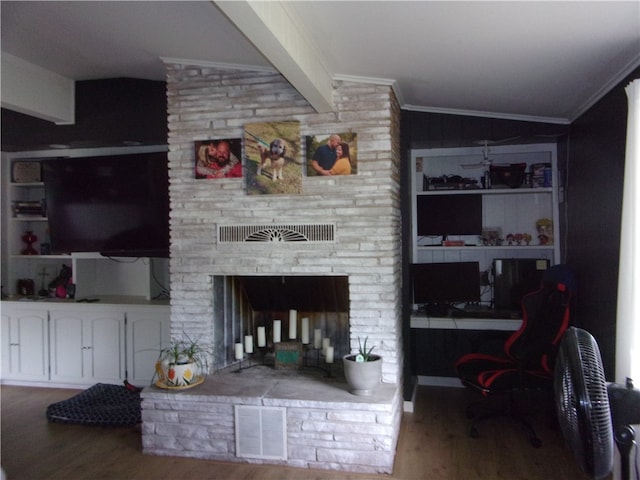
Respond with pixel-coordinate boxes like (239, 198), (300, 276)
(218, 224), (335, 243)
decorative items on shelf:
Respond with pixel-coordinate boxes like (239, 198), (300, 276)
(13, 199), (46, 218)
(21, 230), (38, 255)
(16, 278), (35, 296)
(48, 264), (74, 299)
(531, 163), (552, 188)
(11, 161), (41, 183)
(480, 228), (503, 246)
(505, 233), (533, 246)
(536, 218), (554, 245)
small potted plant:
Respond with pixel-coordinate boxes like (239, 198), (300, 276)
(343, 337), (382, 396)
(156, 333), (211, 388)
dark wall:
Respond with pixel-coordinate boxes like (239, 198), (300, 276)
(1, 78), (167, 151)
(399, 113), (570, 397)
(401, 68), (640, 389)
(564, 67), (640, 378)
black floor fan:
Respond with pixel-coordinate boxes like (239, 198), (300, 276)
(554, 327), (640, 480)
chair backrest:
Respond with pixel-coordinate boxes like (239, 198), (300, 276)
(503, 266), (574, 373)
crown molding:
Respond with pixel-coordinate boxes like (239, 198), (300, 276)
(161, 57), (276, 73)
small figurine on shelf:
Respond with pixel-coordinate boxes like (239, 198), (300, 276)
(523, 233), (532, 245)
(48, 264), (73, 298)
(506, 233), (515, 245)
(514, 233), (524, 245)
(536, 218), (554, 245)
(480, 228), (502, 246)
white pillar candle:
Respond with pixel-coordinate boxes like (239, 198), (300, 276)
(234, 342), (243, 360)
(257, 326), (266, 347)
(314, 329), (322, 349)
(325, 346), (334, 364)
(322, 337), (330, 355)
(244, 335), (254, 354)
(301, 317), (310, 344)
(273, 320), (282, 343)
(289, 309), (297, 339)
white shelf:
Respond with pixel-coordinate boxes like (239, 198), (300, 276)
(10, 182), (44, 188)
(410, 315), (521, 331)
(10, 254), (71, 260)
(416, 245), (556, 251)
(411, 143), (561, 268)
(418, 187), (552, 196)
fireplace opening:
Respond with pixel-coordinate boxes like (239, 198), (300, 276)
(211, 275), (350, 371)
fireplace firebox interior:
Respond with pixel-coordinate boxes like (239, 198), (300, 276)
(212, 275), (350, 371)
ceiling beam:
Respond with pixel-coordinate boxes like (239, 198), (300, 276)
(1, 52), (75, 124)
(214, 0), (334, 113)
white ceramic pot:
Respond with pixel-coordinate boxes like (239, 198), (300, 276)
(342, 354), (382, 396)
(164, 362), (198, 386)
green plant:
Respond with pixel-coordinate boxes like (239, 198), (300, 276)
(356, 336), (377, 362)
(159, 333), (211, 368)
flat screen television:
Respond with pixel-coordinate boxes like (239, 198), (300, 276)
(416, 194), (482, 238)
(411, 262), (481, 306)
(42, 151), (170, 257)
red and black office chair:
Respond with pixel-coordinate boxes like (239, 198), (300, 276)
(455, 265), (575, 447)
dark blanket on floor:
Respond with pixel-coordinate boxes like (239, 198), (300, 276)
(46, 383), (141, 427)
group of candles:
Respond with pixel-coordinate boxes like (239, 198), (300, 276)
(233, 309), (334, 363)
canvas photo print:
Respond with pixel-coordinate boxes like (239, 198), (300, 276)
(306, 132), (358, 176)
(244, 121), (302, 195)
(194, 138), (243, 179)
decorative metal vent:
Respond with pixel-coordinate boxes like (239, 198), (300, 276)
(218, 224), (335, 243)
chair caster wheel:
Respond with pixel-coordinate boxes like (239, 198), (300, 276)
(469, 426), (479, 438)
(530, 437), (542, 448)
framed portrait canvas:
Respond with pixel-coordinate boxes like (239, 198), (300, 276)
(195, 138), (242, 179)
(244, 121), (302, 195)
(306, 132), (357, 176)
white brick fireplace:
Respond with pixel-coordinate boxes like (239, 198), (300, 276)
(141, 63), (403, 474)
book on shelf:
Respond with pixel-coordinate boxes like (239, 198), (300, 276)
(443, 240), (465, 246)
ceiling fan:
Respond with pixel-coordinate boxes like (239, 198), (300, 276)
(460, 137), (520, 169)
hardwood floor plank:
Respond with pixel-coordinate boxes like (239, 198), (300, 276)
(1, 385), (596, 479)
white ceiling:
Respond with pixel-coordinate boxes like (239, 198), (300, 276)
(1, 1), (639, 124)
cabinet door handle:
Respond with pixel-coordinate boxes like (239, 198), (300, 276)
(82, 346), (93, 350)
(9, 342), (20, 346)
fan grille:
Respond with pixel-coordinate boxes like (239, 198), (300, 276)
(555, 327), (613, 480)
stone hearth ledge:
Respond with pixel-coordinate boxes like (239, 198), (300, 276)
(143, 363), (395, 406)
(141, 364), (399, 474)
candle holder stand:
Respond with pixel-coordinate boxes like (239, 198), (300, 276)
(325, 362), (334, 378)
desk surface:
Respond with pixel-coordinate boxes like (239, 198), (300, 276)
(410, 314), (521, 331)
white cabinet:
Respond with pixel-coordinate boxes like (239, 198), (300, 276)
(49, 306), (126, 385)
(410, 143), (561, 306)
(126, 306), (170, 386)
(0, 300), (169, 387)
(0, 304), (49, 381)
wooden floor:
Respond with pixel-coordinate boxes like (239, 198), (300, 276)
(0, 384), (594, 480)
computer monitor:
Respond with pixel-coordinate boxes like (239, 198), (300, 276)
(493, 258), (550, 310)
(411, 262), (481, 307)
(416, 194), (483, 238)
